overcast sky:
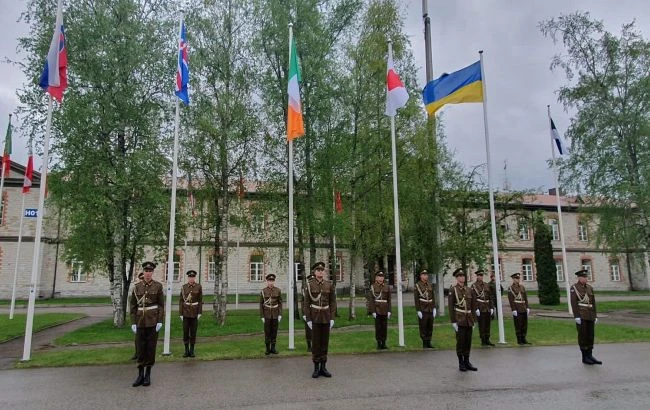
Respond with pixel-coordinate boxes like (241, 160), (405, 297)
(1, 0), (649, 192)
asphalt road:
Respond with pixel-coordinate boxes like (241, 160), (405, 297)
(1, 343), (649, 410)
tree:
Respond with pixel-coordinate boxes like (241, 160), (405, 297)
(539, 13), (650, 265)
(534, 217), (560, 305)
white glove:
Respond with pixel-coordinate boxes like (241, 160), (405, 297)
(278, 316), (282, 323)
(307, 321), (313, 329)
(180, 316), (183, 321)
(155, 323), (162, 332)
(575, 317), (581, 325)
(433, 308), (437, 317)
(261, 318), (265, 323)
(330, 320), (334, 329)
(475, 309), (481, 317)
(131, 324), (137, 334)
(595, 318), (598, 324)
(490, 308), (494, 315)
(387, 312), (391, 319)
(417, 311), (423, 319)
(197, 314), (201, 320)
(372, 313), (377, 318)
(512, 310), (518, 317)
(302, 315), (307, 322)
(452, 323), (458, 332)
(527, 308), (530, 315)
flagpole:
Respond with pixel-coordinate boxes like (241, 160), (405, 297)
(479, 51), (506, 344)
(548, 105), (572, 315)
(9, 194), (27, 319)
(22, 97), (53, 361)
(287, 23), (296, 351)
(387, 40), (405, 347)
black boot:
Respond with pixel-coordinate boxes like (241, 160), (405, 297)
(265, 343), (271, 355)
(377, 341), (382, 350)
(486, 339), (495, 346)
(142, 366), (151, 386)
(132, 366), (144, 387)
(381, 341), (388, 350)
(183, 343), (190, 358)
(319, 361), (332, 377)
(464, 355), (478, 371)
(481, 337), (488, 346)
(130, 353), (137, 360)
(522, 337), (532, 345)
(457, 354), (467, 372)
(517, 336), (524, 345)
(588, 349), (602, 365)
(423, 340), (428, 349)
(270, 343), (278, 354)
(189, 344), (195, 357)
(581, 349), (594, 364)
(312, 362), (320, 378)
(427, 340), (434, 348)
(306, 340), (312, 352)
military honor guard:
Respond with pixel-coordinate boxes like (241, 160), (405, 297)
(570, 269), (602, 365)
(448, 268), (477, 371)
(129, 261), (164, 387)
(414, 269), (436, 348)
(131, 271), (144, 360)
(302, 261), (337, 378)
(179, 269), (203, 358)
(508, 272), (531, 345)
(260, 273), (283, 355)
(302, 271), (315, 352)
(471, 270), (495, 346)
(367, 271), (392, 350)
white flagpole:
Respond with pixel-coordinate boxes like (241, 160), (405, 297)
(479, 50), (506, 344)
(22, 97), (53, 361)
(287, 23), (295, 351)
(10, 194), (27, 319)
(387, 40), (405, 347)
(163, 12), (184, 356)
(548, 105), (572, 315)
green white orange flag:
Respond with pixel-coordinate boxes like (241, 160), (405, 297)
(286, 37), (304, 141)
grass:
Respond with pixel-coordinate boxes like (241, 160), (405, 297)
(526, 290), (650, 296)
(0, 313), (86, 343)
(530, 300), (650, 313)
(0, 294), (263, 306)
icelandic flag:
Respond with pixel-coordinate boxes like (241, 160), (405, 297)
(550, 117), (568, 155)
(39, 0), (67, 102)
(175, 21), (190, 105)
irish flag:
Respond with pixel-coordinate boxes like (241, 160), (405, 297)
(287, 37), (304, 141)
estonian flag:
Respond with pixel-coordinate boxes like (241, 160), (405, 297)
(550, 117), (568, 155)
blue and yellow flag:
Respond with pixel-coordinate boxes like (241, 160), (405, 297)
(422, 61), (483, 115)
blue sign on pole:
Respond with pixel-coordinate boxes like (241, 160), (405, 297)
(24, 208), (38, 218)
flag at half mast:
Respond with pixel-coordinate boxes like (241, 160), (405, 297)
(287, 36), (304, 141)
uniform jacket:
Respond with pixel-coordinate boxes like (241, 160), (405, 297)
(367, 282), (391, 316)
(260, 286), (283, 319)
(471, 281), (493, 313)
(570, 282), (597, 321)
(302, 278), (337, 323)
(179, 282), (203, 318)
(414, 280), (436, 313)
(507, 283), (529, 313)
(448, 284), (476, 326)
(130, 279), (165, 327)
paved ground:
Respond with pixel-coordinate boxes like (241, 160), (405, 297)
(0, 343), (648, 409)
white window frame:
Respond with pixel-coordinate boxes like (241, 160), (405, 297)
(165, 261), (180, 282)
(555, 261), (564, 282)
(610, 262), (620, 281)
(250, 254), (264, 282)
(70, 260), (86, 282)
(522, 259), (533, 281)
(578, 223), (588, 241)
(549, 219), (559, 241)
(329, 252), (344, 282)
(581, 260), (593, 281)
(208, 255), (217, 281)
(518, 221), (530, 241)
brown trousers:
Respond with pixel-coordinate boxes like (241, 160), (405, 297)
(264, 319), (279, 344)
(136, 326), (158, 367)
(311, 323), (330, 363)
(455, 325), (473, 356)
(576, 320), (595, 350)
(418, 314), (434, 341)
(374, 315), (388, 342)
(513, 312), (528, 338)
(183, 317), (199, 344)
(478, 313), (491, 340)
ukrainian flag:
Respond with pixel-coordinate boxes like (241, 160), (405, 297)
(422, 61), (483, 115)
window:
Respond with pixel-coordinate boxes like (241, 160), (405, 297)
(518, 221), (530, 241)
(250, 254), (264, 282)
(610, 261), (620, 281)
(328, 252), (344, 282)
(489, 257), (503, 278)
(522, 258), (533, 281)
(165, 254), (180, 282)
(581, 259), (593, 281)
(555, 260), (564, 282)
(549, 219), (559, 240)
(208, 254), (217, 281)
(70, 260), (86, 282)
(578, 223), (588, 241)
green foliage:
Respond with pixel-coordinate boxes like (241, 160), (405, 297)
(534, 219), (560, 305)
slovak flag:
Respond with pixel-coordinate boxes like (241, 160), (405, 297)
(385, 49), (409, 117)
(175, 21), (190, 105)
(23, 145), (34, 194)
(550, 117), (568, 155)
(39, 0), (67, 103)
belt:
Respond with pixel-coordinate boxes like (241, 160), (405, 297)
(138, 305), (158, 311)
(419, 298), (432, 302)
(375, 300), (387, 303)
(455, 308), (471, 314)
(185, 302), (199, 306)
(264, 304), (279, 308)
(578, 303), (593, 308)
(477, 298), (487, 303)
(514, 300), (526, 303)
(310, 304), (329, 310)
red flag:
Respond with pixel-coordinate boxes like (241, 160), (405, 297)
(385, 50), (408, 117)
(23, 146), (34, 194)
(335, 191), (343, 214)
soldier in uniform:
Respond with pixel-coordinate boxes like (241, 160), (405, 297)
(508, 272), (531, 345)
(471, 270), (494, 346)
(179, 269), (202, 358)
(302, 261), (337, 378)
(448, 268), (477, 371)
(302, 272), (315, 352)
(129, 261), (164, 387)
(570, 269), (602, 365)
(414, 269), (436, 348)
(260, 273), (282, 355)
(367, 271), (391, 350)
(131, 271), (144, 360)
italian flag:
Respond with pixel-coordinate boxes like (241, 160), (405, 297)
(287, 37), (304, 141)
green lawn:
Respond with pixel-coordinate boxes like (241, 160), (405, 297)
(16, 315), (650, 368)
(526, 290), (650, 297)
(0, 313), (87, 343)
(531, 300), (650, 314)
(1, 293), (262, 306)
